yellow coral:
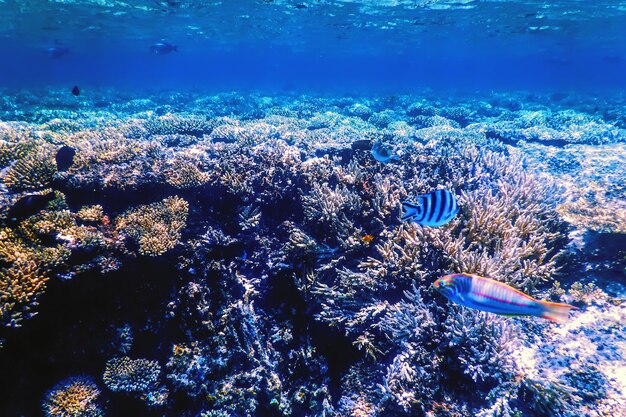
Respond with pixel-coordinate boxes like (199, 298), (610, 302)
(164, 154), (209, 189)
(76, 205), (104, 223)
(116, 196), (189, 256)
(42, 376), (102, 417)
(0, 256), (48, 327)
(0, 140), (37, 168)
(2, 146), (57, 191)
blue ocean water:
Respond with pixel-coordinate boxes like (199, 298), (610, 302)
(1, 0), (626, 93)
(1, 2), (626, 417)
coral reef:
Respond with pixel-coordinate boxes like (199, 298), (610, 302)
(42, 376), (103, 417)
(0, 89), (623, 417)
(2, 144), (57, 191)
(103, 356), (161, 393)
(115, 196), (189, 256)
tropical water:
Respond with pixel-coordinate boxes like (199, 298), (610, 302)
(0, 1), (625, 417)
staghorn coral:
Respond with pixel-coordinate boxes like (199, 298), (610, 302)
(0, 253), (49, 328)
(568, 282), (610, 306)
(303, 182), (362, 247)
(103, 356), (161, 393)
(0, 134), (38, 168)
(166, 257), (335, 417)
(42, 376), (103, 417)
(441, 307), (518, 386)
(164, 153), (210, 189)
(115, 196), (189, 256)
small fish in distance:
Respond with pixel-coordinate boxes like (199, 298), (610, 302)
(56, 145), (76, 172)
(361, 234), (374, 244)
(71, 86), (80, 96)
(371, 141), (398, 163)
(401, 189), (458, 227)
(46, 46), (70, 59)
(150, 40), (178, 55)
(434, 273), (577, 323)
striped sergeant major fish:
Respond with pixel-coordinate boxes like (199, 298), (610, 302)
(401, 189), (459, 227)
(434, 273), (577, 323)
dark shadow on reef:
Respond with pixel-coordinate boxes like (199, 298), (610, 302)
(0, 256), (180, 417)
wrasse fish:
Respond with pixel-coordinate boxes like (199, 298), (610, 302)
(434, 273), (577, 323)
(401, 189), (458, 227)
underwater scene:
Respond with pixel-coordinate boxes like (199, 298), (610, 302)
(1, 1), (626, 416)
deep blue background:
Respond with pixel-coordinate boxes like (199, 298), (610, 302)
(1, 37), (625, 94)
(1, 0), (625, 94)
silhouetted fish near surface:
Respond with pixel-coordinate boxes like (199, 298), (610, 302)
(150, 41), (178, 55)
(434, 273), (577, 323)
(371, 141), (398, 163)
(71, 86), (80, 96)
(56, 146), (76, 171)
(46, 46), (70, 59)
(7, 192), (55, 223)
(401, 189), (458, 227)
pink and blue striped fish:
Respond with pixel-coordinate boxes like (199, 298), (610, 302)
(434, 273), (576, 323)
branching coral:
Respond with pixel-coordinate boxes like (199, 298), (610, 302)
(115, 196), (189, 256)
(303, 182), (363, 247)
(2, 145), (57, 191)
(42, 376), (103, 417)
(76, 205), (104, 223)
(0, 253), (49, 327)
(164, 153), (210, 189)
(62, 131), (165, 190)
(103, 356), (161, 393)
(441, 307), (518, 385)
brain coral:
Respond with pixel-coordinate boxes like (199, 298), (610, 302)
(42, 376), (102, 417)
(115, 196), (189, 256)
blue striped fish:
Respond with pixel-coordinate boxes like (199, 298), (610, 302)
(434, 273), (576, 323)
(401, 189), (459, 227)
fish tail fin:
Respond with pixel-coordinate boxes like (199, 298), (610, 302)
(539, 300), (577, 324)
(401, 201), (419, 222)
